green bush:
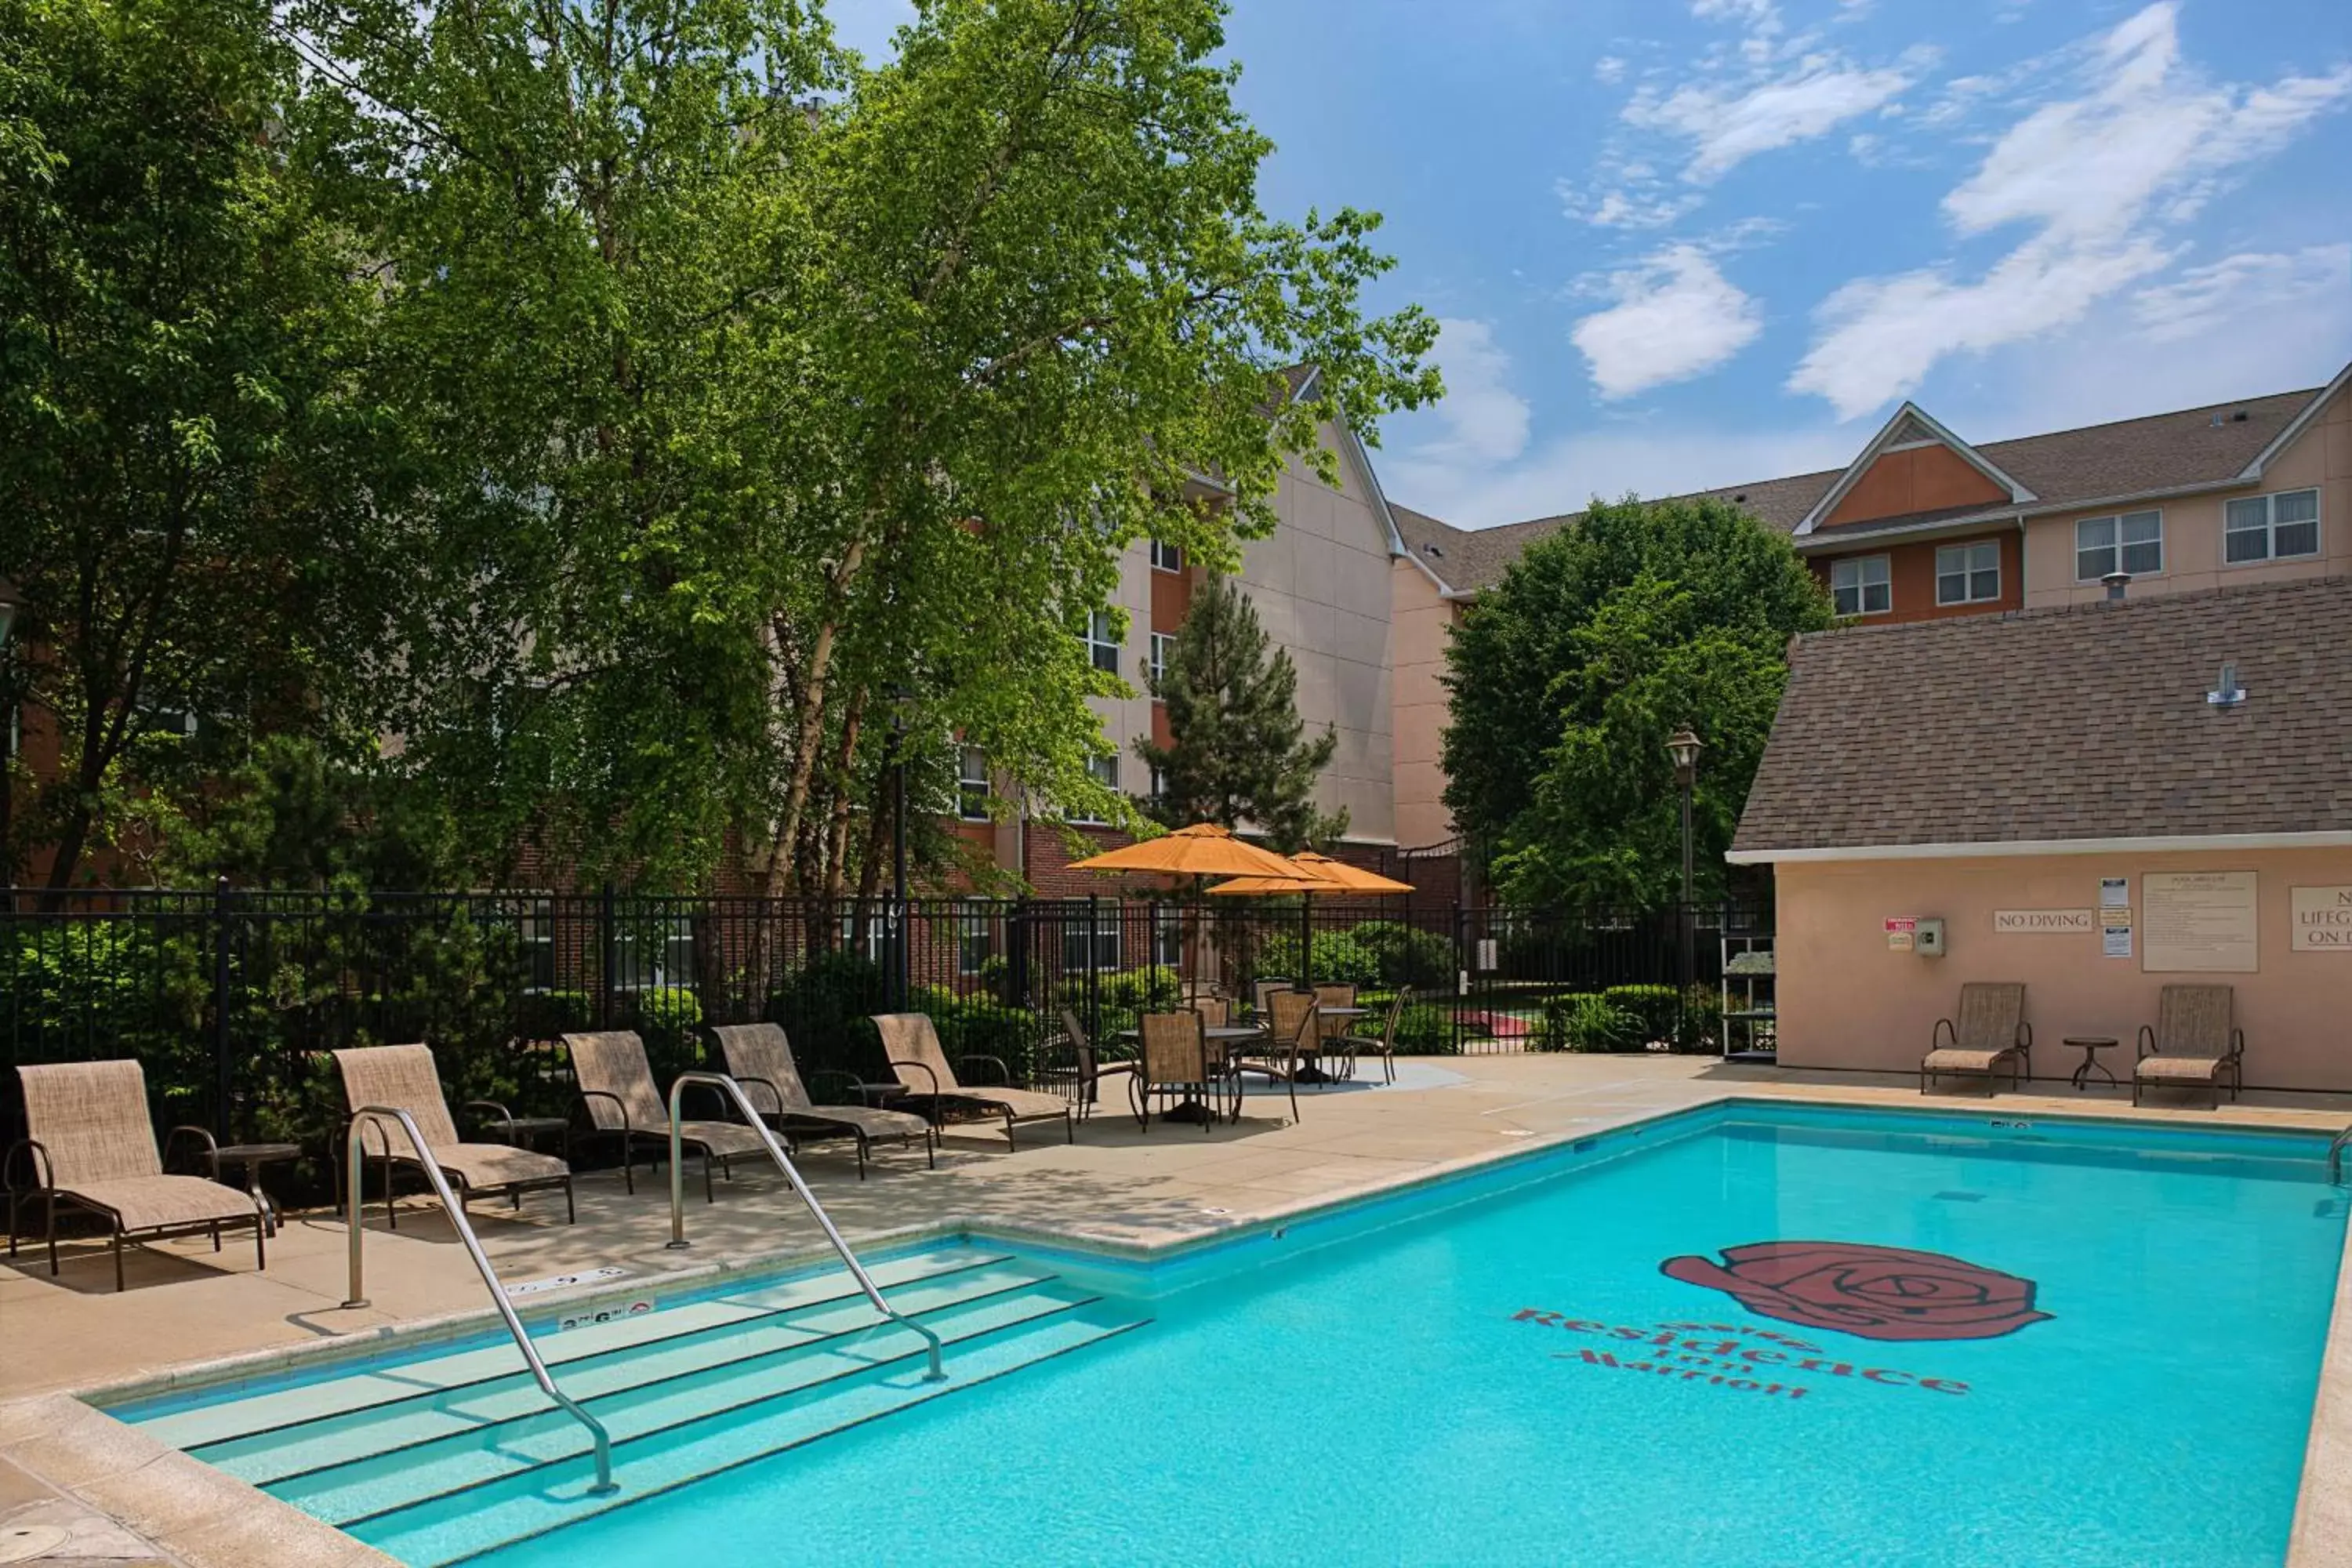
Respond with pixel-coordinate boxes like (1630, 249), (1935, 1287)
(1603, 984), (1680, 1049)
(911, 985), (1042, 1084)
(1674, 983), (1722, 1053)
(1535, 992), (1635, 1053)
(767, 948), (889, 1078)
(1393, 1000), (1457, 1054)
(1347, 921), (1454, 989)
(1256, 928), (1381, 989)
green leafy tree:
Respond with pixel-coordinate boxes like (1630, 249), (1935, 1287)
(1442, 496), (1831, 907)
(1133, 573), (1345, 851)
(0, 0), (385, 888)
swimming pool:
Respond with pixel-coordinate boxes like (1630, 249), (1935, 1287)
(115, 1102), (2347, 1566)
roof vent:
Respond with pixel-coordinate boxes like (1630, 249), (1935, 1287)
(2232, 409), (2249, 422)
(2209, 412), (2225, 427)
(1424, 543), (1443, 558)
(2207, 662), (2247, 709)
(1733, 492), (1748, 503)
(2101, 570), (2129, 603)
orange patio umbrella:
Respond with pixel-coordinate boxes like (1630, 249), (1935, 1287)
(1068, 826), (1338, 1001)
(1208, 850), (1412, 989)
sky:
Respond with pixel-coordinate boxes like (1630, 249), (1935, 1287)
(830, 0), (2352, 528)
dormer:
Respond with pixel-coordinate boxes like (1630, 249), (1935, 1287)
(1795, 403), (2035, 535)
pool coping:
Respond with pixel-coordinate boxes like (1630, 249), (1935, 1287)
(5, 1087), (2347, 1568)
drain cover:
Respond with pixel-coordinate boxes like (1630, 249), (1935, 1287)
(1933, 1190), (1986, 1203)
(0, 1525), (71, 1564)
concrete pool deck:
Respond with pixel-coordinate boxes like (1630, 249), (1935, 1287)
(3, 1054), (2349, 1566)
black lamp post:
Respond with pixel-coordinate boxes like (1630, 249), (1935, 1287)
(888, 684), (914, 1010)
(1667, 725), (1704, 996)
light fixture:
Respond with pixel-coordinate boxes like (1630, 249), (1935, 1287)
(1666, 725), (1704, 781)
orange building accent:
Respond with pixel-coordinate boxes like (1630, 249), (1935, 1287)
(1809, 532), (2024, 626)
(1824, 445), (2008, 528)
(1149, 560), (1193, 633)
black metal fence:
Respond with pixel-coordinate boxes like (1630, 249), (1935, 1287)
(0, 886), (1766, 1154)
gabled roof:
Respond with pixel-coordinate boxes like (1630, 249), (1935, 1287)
(2238, 360), (2352, 482)
(1729, 576), (2352, 861)
(1793, 401), (2034, 536)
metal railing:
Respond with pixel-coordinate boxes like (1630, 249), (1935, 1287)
(340, 1105), (618, 1494)
(663, 1071), (946, 1382)
(2330, 1127), (2351, 1185)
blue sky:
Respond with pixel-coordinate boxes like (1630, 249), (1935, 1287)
(832, 0), (2352, 527)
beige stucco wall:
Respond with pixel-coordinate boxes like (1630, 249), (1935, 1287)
(1774, 847), (2352, 1092)
(2024, 387), (2349, 607)
(1391, 557), (1459, 848)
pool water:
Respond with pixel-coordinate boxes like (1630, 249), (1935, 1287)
(128, 1105), (2347, 1566)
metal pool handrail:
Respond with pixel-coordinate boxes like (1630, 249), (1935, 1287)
(2331, 1127), (2352, 1185)
(341, 1105), (618, 1495)
(665, 1070), (947, 1383)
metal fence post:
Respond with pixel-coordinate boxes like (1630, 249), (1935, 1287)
(598, 880), (616, 1029)
(212, 877), (234, 1138)
(1450, 901), (1466, 1054)
(1084, 894), (1101, 1047)
(1007, 897), (1030, 1011)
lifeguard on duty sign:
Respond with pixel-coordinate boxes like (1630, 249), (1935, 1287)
(2292, 887), (2352, 952)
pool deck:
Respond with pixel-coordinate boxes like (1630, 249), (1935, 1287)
(3, 1054), (2349, 1566)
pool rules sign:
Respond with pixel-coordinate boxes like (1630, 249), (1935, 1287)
(2292, 887), (2352, 952)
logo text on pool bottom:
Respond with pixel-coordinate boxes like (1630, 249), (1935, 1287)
(1511, 1312), (1973, 1399)
(1657, 1240), (2051, 1342)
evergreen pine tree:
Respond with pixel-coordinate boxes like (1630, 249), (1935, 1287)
(1133, 575), (1347, 851)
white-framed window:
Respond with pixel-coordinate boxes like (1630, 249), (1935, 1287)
(1150, 539), (1183, 573)
(2223, 488), (2320, 564)
(1062, 920), (1121, 974)
(613, 917), (692, 991)
(1069, 754), (1120, 825)
(957, 911), (993, 975)
(1148, 632), (1176, 687)
(1152, 906), (1182, 969)
(956, 746), (989, 821)
(517, 906), (557, 992)
(838, 913), (885, 961)
(1083, 608), (1120, 673)
(2076, 511), (2163, 582)
(1828, 555), (1891, 617)
(1934, 539), (2001, 606)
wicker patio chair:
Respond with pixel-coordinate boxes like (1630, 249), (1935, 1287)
(333, 1044), (576, 1229)
(1312, 982), (1359, 1076)
(562, 1031), (771, 1201)
(872, 1013), (1074, 1149)
(6, 1059), (264, 1291)
(1334, 989), (1407, 1085)
(1189, 995), (1232, 1028)
(1133, 1012), (1214, 1134)
(709, 1022), (933, 1178)
(1253, 979), (1295, 1022)
(1918, 984), (2032, 1095)
(1230, 989), (1317, 1123)
(2134, 985), (2245, 1107)
(1045, 1007), (1136, 1123)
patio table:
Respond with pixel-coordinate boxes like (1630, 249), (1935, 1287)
(1298, 1005), (1370, 1084)
(1116, 1025), (1265, 1123)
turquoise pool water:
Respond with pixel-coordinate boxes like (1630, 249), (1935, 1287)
(125, 1104), (2347, 1566)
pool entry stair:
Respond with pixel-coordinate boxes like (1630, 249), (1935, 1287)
(133, 1248), (1148, 1566)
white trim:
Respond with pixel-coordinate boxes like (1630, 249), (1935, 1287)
(2238, 362), (2350, 481)
(1730, 831), (2352, 866)
(1795, 401), (2036, 537)
(2220, 485), (2323, 568)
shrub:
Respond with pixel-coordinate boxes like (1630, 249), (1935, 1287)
(1674, 983), (1723, 1054)
(1535, 992), (1635, 1053)
(1603, 984), (1681, 1049)
(1393, 1000), (1457, 1054)
(911, 985), (1042, 1084)
(1347, 921), (1454, 989)
(1256, 928), (1381, 989)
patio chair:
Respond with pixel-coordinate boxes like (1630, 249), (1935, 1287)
(1230, 989), (1317, 1123)
(1312, 982), (1359, 1076)
(709, 1022), (934, 1178)
(1133, 1012), (1216, 1135)
(1189, 995), (1232, 1028)
(1045, 1007), (1136, 1124)
(872, 1013), (1075, 1149)
(2133, 985), (2245, 1107)
(333, 1044), (577, 1229)
(562, 1031), (773, 1201)
(5, 1060), (265, 1292)
(1334, 990), (1407, 1085)
(1918, 984), (2032, 1095)
(1253, 979), (1296, 1022)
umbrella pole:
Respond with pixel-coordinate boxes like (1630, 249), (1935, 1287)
(1301, 891), (1312, 989)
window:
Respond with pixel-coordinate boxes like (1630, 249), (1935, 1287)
(517, 906), (557, 993)
(1148, 633), (1176, 688)
(957, 911), (993, 975)
(1150, 539), (1183, 572)
(2224, 488), (2321, 564)
(1069, 754), (1120, 825)
(1152, 906), (1182, 969)
(2075, 511), (2163, 582)
(1829, 555), (1891, 617)
(1934, 540), (2001, 606)
(1062, 919), (1121, 974)
(956, 746), (990, 821)
(613, 917), (691, 991)
(1083, 609), (1120, 673)
(838, 913), (885, 960)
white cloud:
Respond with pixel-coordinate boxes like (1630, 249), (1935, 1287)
(1631, 60), (1918, 182)
(1406, 318), (1533, 466)
(1790, 2), (2352, 419)
(2132, 245), (2352, 344)
(1691, 0), (1780, 30)
(1593, 55), (1628, 85)
(1559, 183), (1702, 230)
(1571, 246), (1764, 399)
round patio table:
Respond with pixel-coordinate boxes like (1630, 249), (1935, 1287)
(1116, 1025), (1265, 1123)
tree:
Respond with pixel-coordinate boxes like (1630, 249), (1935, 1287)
(0, 0), (385, 888)
(1133, 573), (1344, 851)
(1441, 496), (1831, 907)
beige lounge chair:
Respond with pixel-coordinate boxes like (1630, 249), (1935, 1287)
(6, 1060), (263, 1291)
(333, 1044), (575, 1229)
(871, 1013), (1074, 1149)
(2134, 985), (2245, 1107)
(708, 1022), (934, 1178)
(563, 1031), (773, 1200)
(1918, 983), (2032, 1094)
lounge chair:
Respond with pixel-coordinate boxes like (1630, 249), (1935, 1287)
(1045, 1007), (1136, 1123)
(1334, 990), (1406, 1085)
(562, 1031), (773, 1200)
(2134, 985), (2245, 1107)
(708, 1022), (934, 1178)
(1918, 984), (2031, 1094)
(1133, 1012), (1214, 1134)
(5, 1059), (264, 1291)
(334, 1044), (577, 1228)
(1229, 989), (1317, 1122)
(871, 1013), (1074, 1149)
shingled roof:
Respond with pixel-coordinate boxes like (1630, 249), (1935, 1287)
(1729, 576), (2352, 858)
(1390, 380), (2332, 594)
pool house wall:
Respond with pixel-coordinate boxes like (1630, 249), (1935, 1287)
(1772, 844), (2352, 1091)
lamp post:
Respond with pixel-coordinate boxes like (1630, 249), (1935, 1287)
(1667, 725), (1704, 997)
(888, 685), (914, 1011)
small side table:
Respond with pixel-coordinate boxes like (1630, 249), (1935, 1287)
(2065, 1036), (2120, 1091)
(485, 1115), (572, 1163)
(852, 1082), (913, 1108)
(209, 1142), (303, 1236)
